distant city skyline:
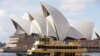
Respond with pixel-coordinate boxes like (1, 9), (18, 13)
(0, 0), (100, 42)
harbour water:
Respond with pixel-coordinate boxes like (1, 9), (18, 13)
(1, 52), (99, 56)
(0, 53), (17, 56)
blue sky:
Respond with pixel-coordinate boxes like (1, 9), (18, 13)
(0, 0), (100, 42)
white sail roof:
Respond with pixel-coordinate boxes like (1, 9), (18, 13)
(28, 12), (47, 36)
(31, 20), (41, 34)
(26, 13), (41, 35)
(11, 20), (25, 35)
(41, 2), (70, 40)
(73, 21), (94, 40)
(46, 15), (56, 32)
(67, 26), (84, 39)
(95, 31), (100, 39)
(11, 16), (31, 35)
(10, 2), (96, 41)
(46, 15), (57, 37)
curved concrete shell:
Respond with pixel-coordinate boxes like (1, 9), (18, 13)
(41, 2), (70, 40)
(28, 13), (34, 21)
(27, 13), (41, 34)
(11, 20), (25, 35)
(46, 15), (56, 32)
(28, 12), (47, 36)
(95, 31), (100, 40)
(31, 20), (41, 34)
(67, 26), (84, 39)
(11, 16), (31, 35)
(28, 12), (57, 37)
(46, 17), (57, 37)
(73, 21), (94, 40)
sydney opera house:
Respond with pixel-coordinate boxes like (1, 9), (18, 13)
(1, 1), (100, 56)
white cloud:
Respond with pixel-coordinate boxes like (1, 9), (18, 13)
(0, 28), (4, 34)
(59, 0), (94, 15)
(22, 13), (29, 20)
(0, 10), (6, 17)
(10, 13), (29, 20)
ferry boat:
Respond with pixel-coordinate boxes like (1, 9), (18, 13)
(27, 37), (87, 56)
